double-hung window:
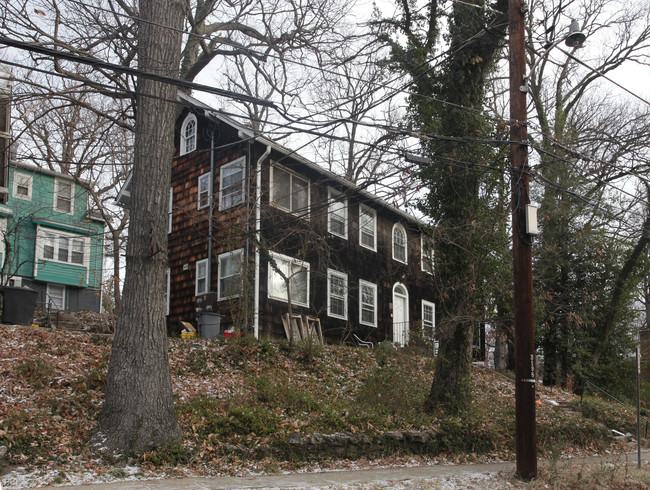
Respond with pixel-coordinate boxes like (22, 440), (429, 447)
(359, 205), (376, 251)
(267, 251), (309, 307)
(41, 231), (86, 266)
(165, 269), (170, 315)
(421, 236), (434, 274)
(12, 172), (32, 200)
(168, 187), (173, 234)
(197, 172), (211, 209)
(220, 158), (245, 210)
(327, 269), (347, 319)
(58, 237), (70, 262)
(195, 258), (209, 295)
(43, 233), (56, 259)
(270, 166), (309, 216)
(71, 239), (84, 264)
(328, 188), (347, 239)
(392, 223), (407, 263)
(359, 280), (377, 327)
(422, 300), (437, 355)
(54, 179), (74, 214)
(180, 113), (197, 155)
(47, 284), (65, 310)
(218, 249), (243, 300)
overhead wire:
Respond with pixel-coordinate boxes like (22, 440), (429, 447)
(3, 4), (649, 234)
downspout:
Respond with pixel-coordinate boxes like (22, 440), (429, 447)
(207, 129), (215, 290)
(251, 140), (271, 339)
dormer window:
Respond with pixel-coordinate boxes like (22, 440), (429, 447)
(180, 113), (197, 155)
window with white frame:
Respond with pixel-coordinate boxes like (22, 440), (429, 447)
(197, 172), (211, 209)
(12, 171), (32, 200)
(270, 166), (309, 215)
(180, 113), (197, 155)
(328, 188), (347, 239)
(168, 187), (173, 234)
(359, 205), (376, 251)
(327, 269), (347, 319)
(359, 280), (377, 327)
(54, 178), (74, 214)
(421, 236), (434, 274)
(0, 217), (5, 263)
(422, 300), (437, 355)
(165, 268), (170, 315)
(195, 258), (209, 295)
(47, 283), (65, 310)
(220, 158), (245, 210)
(392, 223), (407, 263)
(218, 249), (243, 300)
(41, 230), (86, 266)
(267, 251), (309, 307)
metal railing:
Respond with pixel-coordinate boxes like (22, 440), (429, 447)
(584, 379), (649, 439)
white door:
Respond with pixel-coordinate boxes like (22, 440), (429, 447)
(393, 284), (409, 346)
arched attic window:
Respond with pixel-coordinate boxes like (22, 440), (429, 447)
(180, 113), (197, 155)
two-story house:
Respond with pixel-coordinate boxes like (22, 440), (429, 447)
(155, 93), (436, 346)
(0, 162), (105, 313)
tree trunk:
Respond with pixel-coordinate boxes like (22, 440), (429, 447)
(428, 312), (474, 412)
(95, 0), (184, 453)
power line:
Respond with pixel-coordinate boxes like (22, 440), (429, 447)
(0, 36), (276, 108)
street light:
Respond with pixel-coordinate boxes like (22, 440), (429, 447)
(508, 6), (585, 480)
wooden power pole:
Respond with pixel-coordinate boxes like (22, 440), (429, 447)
(508, 0), (537, 480)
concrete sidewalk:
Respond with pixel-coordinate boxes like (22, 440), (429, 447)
(48, 451), (649, 489)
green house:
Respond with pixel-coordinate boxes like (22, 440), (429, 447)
(0, 162), (105, 312)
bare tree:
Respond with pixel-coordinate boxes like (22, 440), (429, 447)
(523, 0), (650, 384)
(91, 0), (184, 453)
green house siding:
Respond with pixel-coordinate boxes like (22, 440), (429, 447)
(3, 164), (105, 311)
(35, 260), (89, 287)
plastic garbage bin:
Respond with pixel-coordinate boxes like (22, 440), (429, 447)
(1, 286), (39, 325)
(198, 313), (223, 339)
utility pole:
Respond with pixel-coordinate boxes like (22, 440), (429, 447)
(508, 0), (537, 480)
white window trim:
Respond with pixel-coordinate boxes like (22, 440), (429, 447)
(47, 283), (66, 311)
(359, 204), (377, 251)
(421, 236), (434, 274)
(0, 217), (6, 269)
(180, 113), (197, 156)
(422, 300), (435, 334)
(359, 279), (377, 328)
(327, 269), (348, 320)
(53, 178), (75, 215)
(12, 171), (32, 201)
(218, 248), (244, 301)
(219, 157), (246, 211)
(422, 300), (437, 355)
(267, 251), (310, 307)
(328, 188), (348, 239)
(197, 172), (211, 210)
(168, 187), (173, 234)
(269, 164), (310, 216)
(38, 228), (89, 267)
(195, 258), (209, 296)
(392, 223), (408, 264)
(165, 268), (170, 315)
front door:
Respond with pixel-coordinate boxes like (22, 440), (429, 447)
(393, 283), (409, 346)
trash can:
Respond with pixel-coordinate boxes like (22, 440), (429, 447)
(198, 313), (223, 339)
(1, 286), (39, 325)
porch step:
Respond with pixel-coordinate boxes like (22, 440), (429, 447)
(54, 312), (82, 331)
